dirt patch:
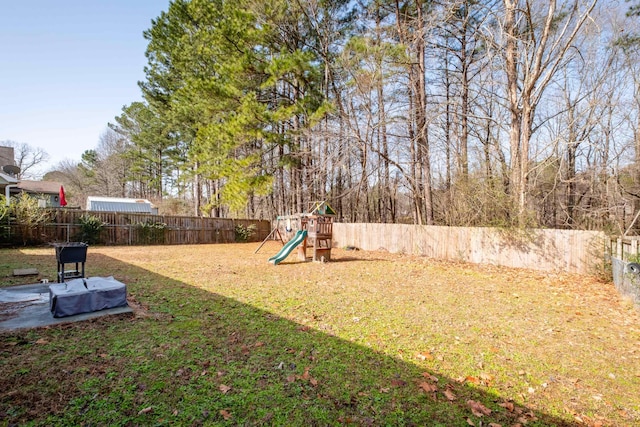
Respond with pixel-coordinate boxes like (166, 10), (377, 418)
(0, 301), (38, 322)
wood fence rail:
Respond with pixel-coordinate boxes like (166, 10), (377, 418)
(2, 209), (271, 246)
(611, 236), (640, 262)
(332, 223), (608, 275)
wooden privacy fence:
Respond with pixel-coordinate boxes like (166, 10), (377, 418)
(332, 223), (607, 275)
(611, 236), (640, 261)
(6, 209), (270, 246)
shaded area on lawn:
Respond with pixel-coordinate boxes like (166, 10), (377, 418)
(0, 249), (578, 426)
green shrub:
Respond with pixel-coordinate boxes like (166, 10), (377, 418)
(10, 193), (51, 245)
(136, 220), (166, 244)
(78, 214), (107, 245)
(0, 195), (8, 222)
(234, 223), (257, 242)
(0, 195), (9, 243)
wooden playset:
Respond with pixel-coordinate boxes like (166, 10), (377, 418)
(257, 201), (336, 264)
(298, 201), (335, 262)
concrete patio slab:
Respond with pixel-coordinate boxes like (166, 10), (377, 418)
(0, 282), (133, 332)
(13, 268), (39, 276)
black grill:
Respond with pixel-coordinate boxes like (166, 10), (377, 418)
(53, 242), (88, 282)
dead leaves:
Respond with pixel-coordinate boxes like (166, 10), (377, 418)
(443, 387), (457, 401)
(467, 400), (492, 417)
(302, 366), (320, 386)
(415, 351), (434, 361)
(285, 366), (319, 387)
(418, 381), (438, 394)
(499, 401), (515, 412)
(219, 409), (232, 420)
(418, 373), (458, 402)
(464, 400), (495, 426)
(498, 400), (539, 425)
(565, 406), (607, 427)
(390, 378), (407, 387)
(414, 373), (533, 426)
(479, 372), (494, 385)
(459, 372), (494, 387)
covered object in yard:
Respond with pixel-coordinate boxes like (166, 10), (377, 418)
(49, 276), (128, 318)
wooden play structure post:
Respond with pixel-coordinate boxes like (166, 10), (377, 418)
(307, 214), (333, 262)
(299, 201), (335, 262)
(297, 216), (308, 261)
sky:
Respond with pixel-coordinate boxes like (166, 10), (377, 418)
(0, 0), (171, 177)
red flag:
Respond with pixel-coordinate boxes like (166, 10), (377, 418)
(59, 185), (67, 207)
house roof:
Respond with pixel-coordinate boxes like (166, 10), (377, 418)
(86, 196), (154, 213)
(17, 180), (60, 194)
(0, 171), (19, 186)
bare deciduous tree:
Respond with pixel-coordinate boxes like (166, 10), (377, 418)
(0, 140), (49, 179)
(500, 0), (597, 226)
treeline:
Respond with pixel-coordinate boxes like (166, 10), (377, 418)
(47, 0), (640, 232)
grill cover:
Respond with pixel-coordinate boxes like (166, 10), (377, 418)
(49, 276), (127, 318)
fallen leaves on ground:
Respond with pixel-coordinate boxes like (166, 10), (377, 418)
(443, 385), (457, 401)
(467, 400), (491, 417)
(391, 378), (406, 387)
(415, 351), (434, 361)
(418, 381), (438, 394)
(499, 401), (515, 412)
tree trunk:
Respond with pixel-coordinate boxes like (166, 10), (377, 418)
(504, 0), (522, 224)
(415, 0), (434, 225)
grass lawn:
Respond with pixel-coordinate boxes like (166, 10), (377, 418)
(1, 242), (639, 426)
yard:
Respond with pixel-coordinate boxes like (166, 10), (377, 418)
(1, 243), (639, 426)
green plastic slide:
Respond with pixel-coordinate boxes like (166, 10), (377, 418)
(268, 230), (308, 265)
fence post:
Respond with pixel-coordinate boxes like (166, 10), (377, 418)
(632, 238), (638, 261)
(617, 238), (623, 260)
